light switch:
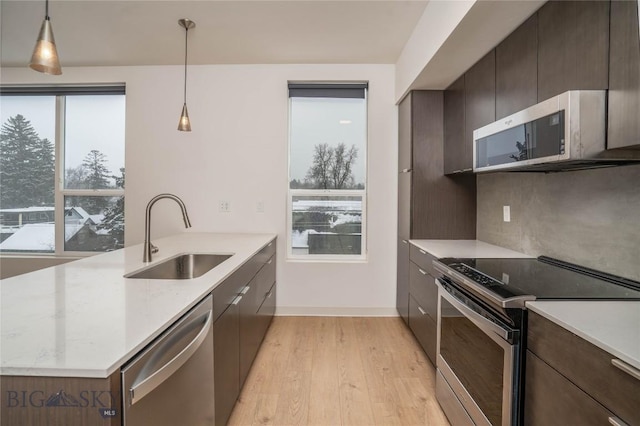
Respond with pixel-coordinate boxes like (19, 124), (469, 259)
(503, 205), (511, 222)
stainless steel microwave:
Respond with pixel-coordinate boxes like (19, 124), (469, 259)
(473, 90), (640, 172)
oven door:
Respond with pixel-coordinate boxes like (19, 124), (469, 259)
(436, 278), (520, 426)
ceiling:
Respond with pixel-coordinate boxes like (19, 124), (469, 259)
(0, 1), (429, 67)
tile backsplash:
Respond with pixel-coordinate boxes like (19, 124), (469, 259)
(477, 164), (640, 281)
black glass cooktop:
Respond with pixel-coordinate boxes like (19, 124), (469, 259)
(437, 256), (640, 301)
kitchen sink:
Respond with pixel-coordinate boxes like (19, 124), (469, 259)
(125, 253), (232, 280)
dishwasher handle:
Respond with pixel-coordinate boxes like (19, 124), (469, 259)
(130, 309), (212, 405)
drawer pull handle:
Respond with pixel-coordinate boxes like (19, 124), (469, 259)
(402, 240), (408, 244)
(268, 259), (273, 264)
(419, 249), (426, 255)
(417, 306), (427, 316)
(418, 268), (427, 276)
(609, 417), (629, 426)
(240, 286), (250, 295)
(612, 358), (640, 381)
(231, 296), (242, 305)
(268, 242), (273, 247)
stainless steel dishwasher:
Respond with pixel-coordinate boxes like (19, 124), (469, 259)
(122, 295), (214, 425)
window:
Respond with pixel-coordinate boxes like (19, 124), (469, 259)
(288, 83), (367, 259)
(0, 86), (125, 254)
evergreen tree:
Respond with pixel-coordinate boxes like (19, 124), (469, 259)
(78, 150), (111, 214)
(0, 114), (55, 208)
(99, 167), (125, 249)
(33, 138), (55, 204)
(82, 149), (111, 189)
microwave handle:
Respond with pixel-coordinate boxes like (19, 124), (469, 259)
(436, 278), (516, 343)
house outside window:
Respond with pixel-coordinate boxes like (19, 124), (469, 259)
(288, 82), (368, 260)
(0, 85), (125, 254)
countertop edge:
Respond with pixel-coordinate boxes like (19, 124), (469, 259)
(409, 239), (532, 259)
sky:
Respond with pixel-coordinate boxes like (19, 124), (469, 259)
(289, 97), (366, 186)
(0, 95), (125, 176)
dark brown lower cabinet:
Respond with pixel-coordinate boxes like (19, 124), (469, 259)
(213, 240), (277, 426)
(408, 294), (437, 366)
(524, 351), (614, 425)
(213, 302), (240, 426)
(239, 277), (260, 388)
(257, 282), (276, 339)
(396, 238), (410, 324)
(526, 311), (640, 426)
(408, 256), (438, 366)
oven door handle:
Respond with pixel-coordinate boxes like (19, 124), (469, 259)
(437, 278), (518, 344)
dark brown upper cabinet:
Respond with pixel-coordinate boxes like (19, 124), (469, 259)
(496, 14), (538, 119)
(537, 0), (609, 102)
(608, 0), (640, 149)
(398, 92), (413, 171)
(464, 50), (496, 172)
(443, 76), (466, 174)
(398, 90), (476, 239)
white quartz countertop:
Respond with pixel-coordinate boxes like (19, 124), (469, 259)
(527, 301), (640, 370)
(409, 239), (532, 259)
(0, 232), (276, 378)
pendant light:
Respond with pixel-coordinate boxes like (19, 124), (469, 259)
(178, 18), (195, 132)
(29, 0), (62, 75)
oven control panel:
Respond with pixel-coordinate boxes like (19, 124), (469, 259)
(450, 263), (505, 287)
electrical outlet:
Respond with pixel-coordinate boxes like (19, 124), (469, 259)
(256, 201), (265, 213)
(503, 205), (511, 222)
(219, 201), (231, 213)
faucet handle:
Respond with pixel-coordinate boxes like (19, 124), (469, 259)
(151, 243), (159, 254)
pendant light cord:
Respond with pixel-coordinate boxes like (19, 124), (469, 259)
(45, 0), (49, 19)
(183, 27), (188, 104)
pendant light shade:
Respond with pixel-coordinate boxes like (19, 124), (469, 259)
(178, 104), (192, 132)
(178, 18), (195, 132)
(30, 0), (62, 75)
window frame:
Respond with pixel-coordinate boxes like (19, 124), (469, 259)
(286, 82), (368, 261)
(0, 85), (126, 257)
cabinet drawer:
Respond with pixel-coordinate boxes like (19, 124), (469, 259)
(254, 239), (276, 265)
(212, 260), (255, 322)
(257, 282), (276, 340)
(255, 254), (276, 307)
(409, 261), (437, 321)
(409, 244), (438, 278)
(525, 350), (614, 426)
(528, 311), (640, 424)
(408, 294), (437, 366)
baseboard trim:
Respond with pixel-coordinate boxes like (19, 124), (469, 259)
(275, 306), (399, 317)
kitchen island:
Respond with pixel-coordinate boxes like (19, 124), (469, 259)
(0, 232), (276, 425)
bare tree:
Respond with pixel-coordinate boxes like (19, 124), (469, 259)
(332, 143), (358, 189)
(65, 165), (89, 189)
(305, 143), (334, 189)
(305, 142), (359, 189)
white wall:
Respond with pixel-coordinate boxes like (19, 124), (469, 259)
(1, 64), (398, 315)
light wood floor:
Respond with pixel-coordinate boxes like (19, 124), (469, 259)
(228, 316), (450, 426)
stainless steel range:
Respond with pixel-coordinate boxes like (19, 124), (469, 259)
(433, 256), (640, 426)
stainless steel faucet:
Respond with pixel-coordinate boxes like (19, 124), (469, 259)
(143, 193), (192, 262)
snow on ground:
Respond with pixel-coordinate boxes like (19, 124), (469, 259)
(329, 213), (362, 228)
(292, 200), (361, 211)
(291, 229), (319, 248)
(0, 223), (85, 251)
